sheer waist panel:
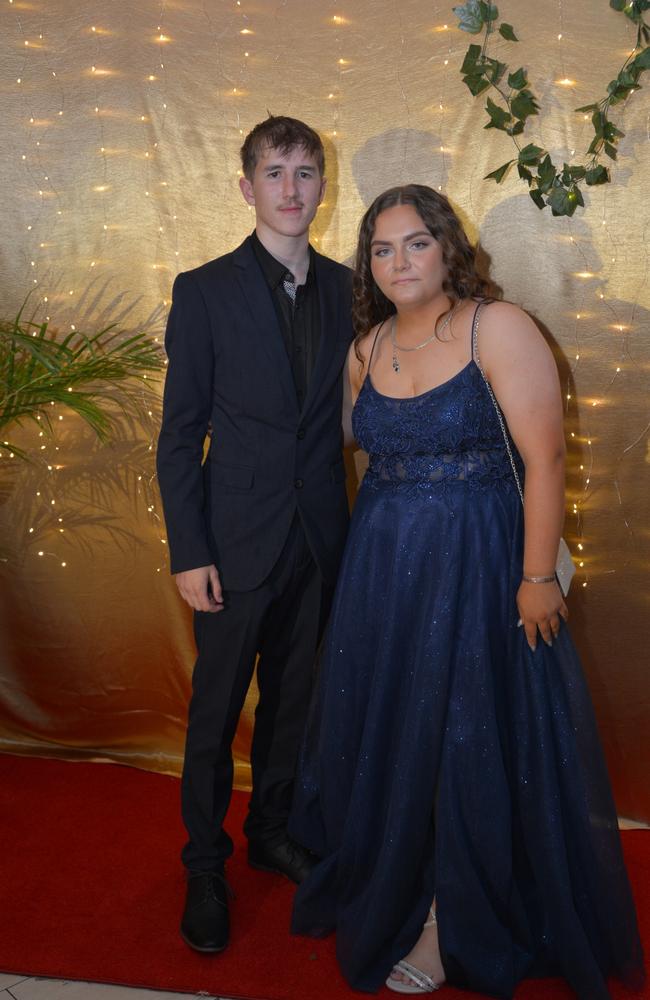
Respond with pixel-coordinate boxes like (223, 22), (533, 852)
(365, 448), (516, 489)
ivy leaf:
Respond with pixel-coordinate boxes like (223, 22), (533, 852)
(479, 1), (499, 21)
(517, 163), (533, 183)
(499, 22), (518, 41)
(604, 141), (618, 159)
(453, 1), (485, 33)
(587, 135), (604, 155)
(632, 46), (650, 69)
(560, 163), (586, 185)
(461, 44), (483, 75)
(518, 143), (544, 165)
(548, 185), (574, 217)
(484, 96), (512, 130)
(537, 154), (557, 193)
(508, 120), (525, 135)
(585, 164), (610, 185)
(619, 68), (640, 87)
(603, 121), (625, 141)
(529, 188), (546, 209)
(463, 73), (491, 95)
(575, 103), (599, 113)
(609, 0), (626, 9)
(508, 67), (527, 90)
(511, 89), (540, 120)
(592, 110), (606, 137)
(484, 160), (515, 183)
(485, 56), (507, 84)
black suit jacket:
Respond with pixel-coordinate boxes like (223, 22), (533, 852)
(156, 235), (353, 591)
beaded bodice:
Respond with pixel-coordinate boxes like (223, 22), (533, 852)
(352, 360), (520, 494)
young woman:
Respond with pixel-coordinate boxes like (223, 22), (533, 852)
(289, 185), (643, 998)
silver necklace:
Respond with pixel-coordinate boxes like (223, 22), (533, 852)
(390, 302), (460, 374)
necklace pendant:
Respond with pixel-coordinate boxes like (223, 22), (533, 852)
(392, 351), (400, 374)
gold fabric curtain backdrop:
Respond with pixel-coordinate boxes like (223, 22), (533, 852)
(0, 1), (648, 819)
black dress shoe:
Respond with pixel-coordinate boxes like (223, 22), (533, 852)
(248, 836), (317, 884)
(180, 870), (230, 953)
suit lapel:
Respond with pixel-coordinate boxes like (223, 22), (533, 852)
(232, 237), (298, 415)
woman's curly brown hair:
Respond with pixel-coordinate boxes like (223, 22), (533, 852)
(352, 185), (490, 360)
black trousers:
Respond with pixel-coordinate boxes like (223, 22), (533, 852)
(180, 517), (329, 873)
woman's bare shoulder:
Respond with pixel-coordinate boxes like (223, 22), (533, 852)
(477, 299), (543, 348)
(348, 322), (386, 370)
(476, 299), (556, 381)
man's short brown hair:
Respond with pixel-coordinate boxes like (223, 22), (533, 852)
(240, 115), (325, 180)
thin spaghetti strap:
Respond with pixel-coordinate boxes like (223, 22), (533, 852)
(471, 299), (486, 363)
(366, 318), (387, 375)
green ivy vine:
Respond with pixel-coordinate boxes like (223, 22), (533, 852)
(452, 0), (650, 216)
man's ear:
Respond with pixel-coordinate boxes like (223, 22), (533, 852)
(239, 175), (255, 206)
(318, 176), (327, 205)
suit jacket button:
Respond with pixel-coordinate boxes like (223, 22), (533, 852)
(294, 478), (304, 489)
(297, 427), (305, 440)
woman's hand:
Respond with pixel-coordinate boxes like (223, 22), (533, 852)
(517, 580), (568, 651)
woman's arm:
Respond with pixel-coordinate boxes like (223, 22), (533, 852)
(342, 334), (373, 448)
(478, 301), (569, 651)
(342, 343), (357, 448)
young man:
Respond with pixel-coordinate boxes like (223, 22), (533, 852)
(156, 116), (352, 953)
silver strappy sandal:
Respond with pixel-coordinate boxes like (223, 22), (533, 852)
(386, 908), (442, 994)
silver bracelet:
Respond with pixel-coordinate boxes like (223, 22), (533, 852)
(522, 573), (556, 584)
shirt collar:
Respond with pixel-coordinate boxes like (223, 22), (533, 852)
(251, 231), (315, 289)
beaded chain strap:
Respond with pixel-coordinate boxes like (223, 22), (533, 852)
(471, 302), (575, 596)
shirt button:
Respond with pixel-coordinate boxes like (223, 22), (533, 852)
(297, 428), (305, 440)
(294, 478), (304, 489)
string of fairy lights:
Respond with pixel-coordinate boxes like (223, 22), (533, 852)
(1, 0), (647, 591)
(554, 1), (647, 588)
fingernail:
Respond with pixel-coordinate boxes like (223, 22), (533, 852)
(517, 618), (523, 627)
(545, 639), (553, 647)
(528, 643), (536, 652)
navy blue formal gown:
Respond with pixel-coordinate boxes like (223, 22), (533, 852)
(289, 307), (643, 998)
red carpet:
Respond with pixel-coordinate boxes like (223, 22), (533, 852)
(0, 753), (646, 1000)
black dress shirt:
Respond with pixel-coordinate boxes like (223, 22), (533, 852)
(251, 231), (321, 411)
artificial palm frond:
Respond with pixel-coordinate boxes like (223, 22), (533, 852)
(0, 304), (165, 459)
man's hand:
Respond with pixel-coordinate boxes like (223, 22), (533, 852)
(174, 565), (224, 613)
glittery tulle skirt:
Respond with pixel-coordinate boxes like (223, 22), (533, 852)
(289, 477), (644, 998)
